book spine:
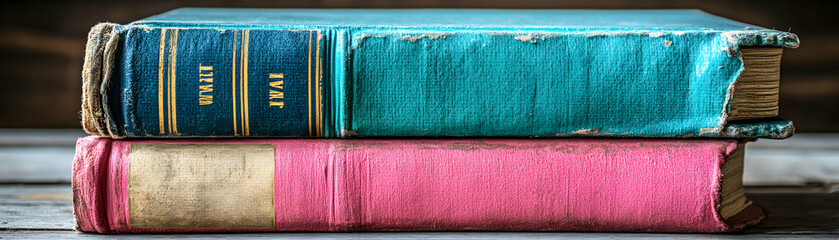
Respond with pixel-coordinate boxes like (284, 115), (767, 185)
(84, 24), (330, 137)
(83, 23), (797, 138)
(72, 137), (764, 233)
(71, 136), (111, 232)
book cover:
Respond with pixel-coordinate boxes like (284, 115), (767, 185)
(73, 137), (765, 233)
(81, 9), (799, 138)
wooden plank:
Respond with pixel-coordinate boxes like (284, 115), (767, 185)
(0, 147), (73, 183)
(744, 148), (839, 186)
(745, 191), (839, 235)
(1, 132), (839, 185)
(745, 134), (839, 186)
(0, 129), (81, 184)
(0, 185), (74, 230)
(0, 185), (837, 237)
(0, 129), (84, 146)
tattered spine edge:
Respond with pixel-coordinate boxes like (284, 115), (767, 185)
(72, 137), (112, 233)
(711, 142), (770, 232)
(82, 23), (121, 138)
(711, 30), (799, 136)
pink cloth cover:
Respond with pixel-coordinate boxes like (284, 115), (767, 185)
(72, 137), (765, 233)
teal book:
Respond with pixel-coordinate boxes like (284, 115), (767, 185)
(82, 8), (798, 138)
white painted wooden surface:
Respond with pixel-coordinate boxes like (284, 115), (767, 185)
(0, 185), (74, 230)
(745, 134), (839, 186)
(0, 185), (836, 238)
(0, 147), (74, 183)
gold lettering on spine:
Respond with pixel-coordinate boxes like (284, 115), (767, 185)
(198, 64), (213, 105)
(269, 73), (284, 108)
(199, 65), (214, 78)
(315, 30), (321, 137)
(243, 30), (250, 136)
(168, 29), (179, 134)
(307, 30), (312, 137)
(157, 29), (167, 134)
(231, 31), (238, 135)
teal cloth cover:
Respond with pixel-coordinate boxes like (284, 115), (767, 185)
(82, 8), (799, 138)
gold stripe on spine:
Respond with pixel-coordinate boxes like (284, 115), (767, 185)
(243, 30), (250, 136)
(307, 30), (312, 137)
(231, 30), (238, 136)
(169, 29), (179, 134)
(166, 30), (173, 134)
(239, 30), (245, 136)
(315, 30), (321, 137)
(157, 29), (167, 134)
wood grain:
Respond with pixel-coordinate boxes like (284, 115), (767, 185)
(4, 130), (838, 186)
(0, 185), (836, 237)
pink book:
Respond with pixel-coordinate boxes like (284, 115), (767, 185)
(72, 137), (766, 233)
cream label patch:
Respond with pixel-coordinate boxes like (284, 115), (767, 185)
(128, 144), (275, 228)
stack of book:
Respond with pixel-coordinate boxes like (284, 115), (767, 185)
(73, 9), (798, 233)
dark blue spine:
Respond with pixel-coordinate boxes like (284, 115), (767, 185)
(114, 27), (324, 137)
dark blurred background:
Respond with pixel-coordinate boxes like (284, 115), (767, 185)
(1, 0), (836, 132)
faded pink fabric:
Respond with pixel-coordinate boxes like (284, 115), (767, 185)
(72, 137), (762, 233)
